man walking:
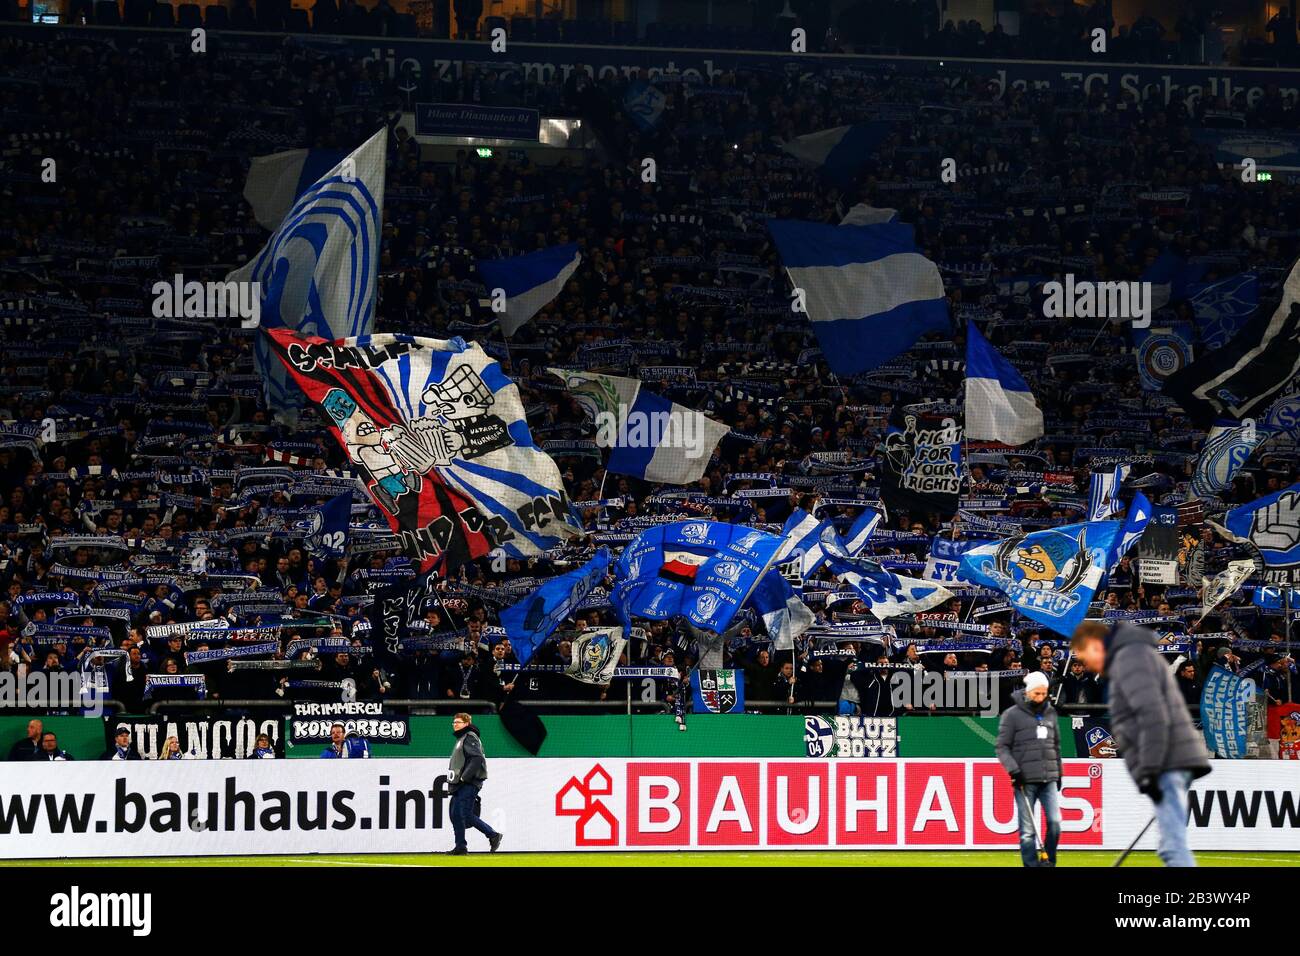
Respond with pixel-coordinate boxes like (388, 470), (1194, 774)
(446, 712), (502, 855)
(995, 671), (1063, 867)
(1071, 621), (1212, 866)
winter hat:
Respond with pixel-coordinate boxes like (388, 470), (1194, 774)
(1023, 672), (1050, 693)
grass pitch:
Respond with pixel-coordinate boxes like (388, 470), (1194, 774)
(3, 851), (1297, 867)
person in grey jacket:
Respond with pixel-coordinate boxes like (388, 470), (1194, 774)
(1072, 621), (1212, 867)
(446, 712), (503, 855)
(996, 671), (1063, 866)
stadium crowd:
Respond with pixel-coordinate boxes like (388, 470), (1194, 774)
(0, 21), (1297, 738)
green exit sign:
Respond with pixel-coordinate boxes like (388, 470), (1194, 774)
(1258, 171), (1273, 181)
(476, 147), (494, 159)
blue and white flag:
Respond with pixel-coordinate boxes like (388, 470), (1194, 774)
(549, 368), (729, 485)
(780, 123), (891, 184)
(500, 548), (612, 666)
(960, 521), (1123, 637)
(612, 521), (785, 633)
(840, 508), (882, 556)
(1188, 273), (1258, 350)
(623, 80), (667, 132)
(964, 320), (1044, 445)
(1191, 418), (1273, 499)
(749, 568), (815, 650)
(1087, 462), (1129, 521)
(477, 244), (582, 337)
(234, 128), (386, 420)
(1200, 664), (1255, 759)
(773, 508), (834, 577)
(1114, 491), (1153, 565)
(242, 147), (348, 231)
(766, 219), (949, 378)
(306, 492), (351, 559)
(1142, 251), (1205, 312)
(828, 554), (954, 620)
(839, 203), (898, 226)
(1211, 481), (1300, 584)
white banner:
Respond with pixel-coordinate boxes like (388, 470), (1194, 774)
(0, 759), (1295, 858)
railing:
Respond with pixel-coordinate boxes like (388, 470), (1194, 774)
(145, 697), (671, 716)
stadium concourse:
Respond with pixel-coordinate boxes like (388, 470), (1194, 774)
(0, 13), (1298, 873)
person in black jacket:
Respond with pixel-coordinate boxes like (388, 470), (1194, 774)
(7, 718), (42, 761)
(32, 732), (73, 761)
(995, 671), (1063, 867)
(1073, 621), (1211, 867)
(445, 713), (502, 855)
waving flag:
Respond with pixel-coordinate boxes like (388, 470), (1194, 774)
(477, 244), (581, 337)
(1199, 560), (1255, 623)
(773, 508), (834, 577)
(1087, 462), (1129, 521)
(305, 492), (351, 559)
(234, 128), (386, 420)
(265, 330), (581, 570)
(781, 123), (891, 185)
(1142, 251), (1205, 311)
(1211, 481), (1300, 584)
(839, 203), (898, 226)
(612, 520), (784, 633)
(840, 508), (883, 555)
(1188, 273), (1258, 350)
(749, 568), (815, 650)
(1133, 324), (1194, 391)
(964, 320), (1044, 446)
(501, 549), (612, 666)
(1164, 256), (1300, 425)
(960, 521), (1123, 636)
(242, 147), (348, 231)
(766, 219), (950, 378)
(1191, 418), (1273, 499)
(549, 368), (729, 485)
(623, 80), (667, 132)
(828, 554), (954, 620)
(1114, 491), (1153, 565)
(567, 626), (627, 685)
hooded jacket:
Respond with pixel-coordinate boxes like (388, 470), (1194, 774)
(449, 722), (487, 790)
(995, 689), (1062, 784)
(1106, 623), (1211, 783)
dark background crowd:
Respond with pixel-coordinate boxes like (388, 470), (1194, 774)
(0, 16), (1297, 738)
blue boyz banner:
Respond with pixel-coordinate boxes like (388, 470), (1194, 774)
(1200, 664), (1256, 759)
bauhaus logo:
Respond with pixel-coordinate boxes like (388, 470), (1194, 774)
(555, 759), (1105, 849)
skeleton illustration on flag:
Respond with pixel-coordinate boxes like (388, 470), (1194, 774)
(264, 330), (582, 571)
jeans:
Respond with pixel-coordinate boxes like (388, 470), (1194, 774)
(450, 783), (497, 850)
(1014, 782), (1061, 867)
(1153, 769), (1197, 867)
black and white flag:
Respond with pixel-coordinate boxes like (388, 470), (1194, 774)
(1163, 256), (1300, 425)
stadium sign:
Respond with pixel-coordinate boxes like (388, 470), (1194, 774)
(1, 759), (1294, 858)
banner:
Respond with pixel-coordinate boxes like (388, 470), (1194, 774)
(879, 406), (963, 516)
(566, 627), (627, 686)
(803, 715), (898, 757)
(1200, 664), (1256, 759)
(105, 715), (283, 760)
(1, 758), (1294, 857)
(288, 702), (411, 746)
(414, 103), (540, 140)
(692, 669), (744, 714)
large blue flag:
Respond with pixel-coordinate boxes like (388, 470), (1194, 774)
(612, 520), (784, 633)
(477, 244), (581, 337)
(500, 549), (612, 666)
(1211, 481), (1300, 584)
(964, 319), (1044, 445)
(767, 219), (950, 378)
(1188, 273), (1258, 350)
(960, 520), (1123, 636)
(780, 123), (891, 185)
(827, 554), (955, 620)
(306, 492), (351, 559)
